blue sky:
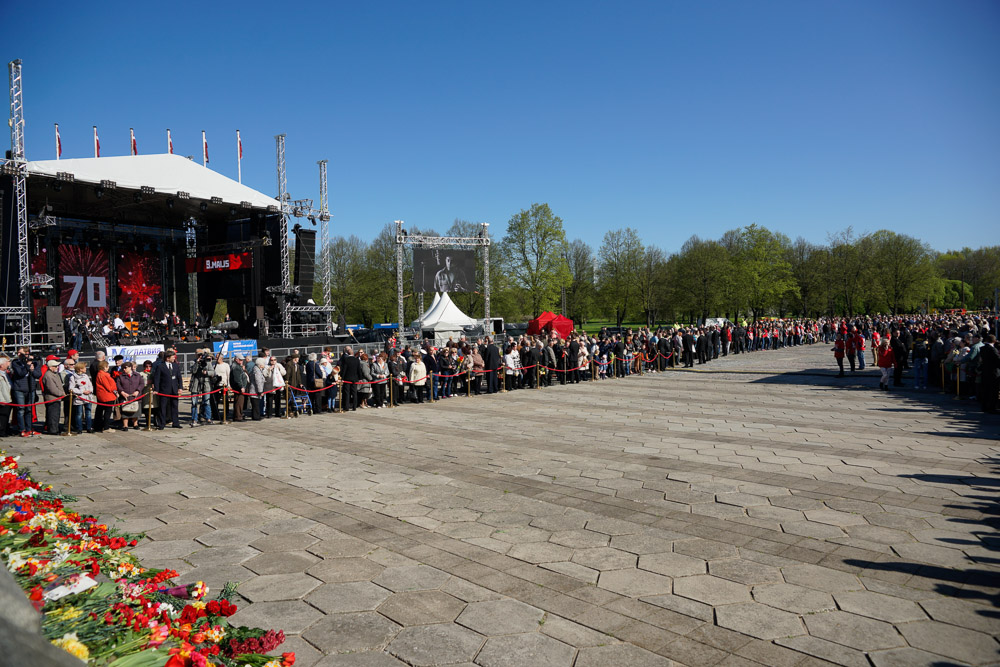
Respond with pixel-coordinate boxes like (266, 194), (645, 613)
(7, 1), (999, 253)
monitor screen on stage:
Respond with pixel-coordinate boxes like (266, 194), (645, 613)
(412, 248), (475, 293)
(117, 251), (163, 318)
(59, 244), (109, 318)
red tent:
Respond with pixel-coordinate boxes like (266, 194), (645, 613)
(527, 311), (557, 335)
(547, 314), (575, 338)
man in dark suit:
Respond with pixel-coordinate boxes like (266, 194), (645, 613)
(568, 336), (581, 384)
(682, 329), (695, 368)
(484, 337), (501, 393)
(527, 341), (543, 387)
(154, 350), (183, 428)
(340, 347), (361, 411)
(612, 336), (625, 378)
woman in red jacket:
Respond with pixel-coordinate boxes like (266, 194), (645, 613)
(833, 333), (846, 377)
(94, 360), (119, 432)
(877, 339), (895, 391)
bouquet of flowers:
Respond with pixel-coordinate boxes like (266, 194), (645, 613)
(1, 453), (295, 667)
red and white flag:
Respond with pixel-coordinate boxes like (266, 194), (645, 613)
(93, 126), (100, 158)
(237, 130), (243, 183)
(55, 123), (62, 159)
(202, 130), (209, 166)
(130, 128), (138, 156)
(167, 129), (173, 154)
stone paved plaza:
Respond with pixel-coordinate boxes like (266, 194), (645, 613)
(13, 343), (1000, 666)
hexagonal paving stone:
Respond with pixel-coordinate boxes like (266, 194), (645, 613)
(673, 575), (751, 606)
(638, 552), (706, 577)
(476, 633), (576, 667)
(584, 517), (641, 535)
(308, 536), (372, 558)
(715, 602), (805, 640)
(575, 644), (672, 667)
(303, 611), (401, 653)
(610, 533), (680, 555)
(238, 573), (321, 602)
(549, 530), (610, 549)
(306, 581), (392, 614)
(387, 623), (484, 666)
(597, 568), (672, 597)
(195, 527), (265, 547)
(752, 583), (835, 614)
(507, 542), (575, 564)
(308, 557), (385, 583)
(227, 600), (323, 634)
(540, 561), (599, 584)
(803, 611), (904, 651)
(373, 565), (451, 592)
(129, 539), (202, 560)
(185, 545), (260, 567)
(833, 591), (927, 623)
(897, 620), (1000, 666)
(245, 550), (320, 575)
(570, 547), (636, 571)
(781, 564), (863, 593)
(708, 558), (782, 585)
(250, 531), (319, 552)
(672, 538), (739, 560)
(456, 599), (544, 635)
(377, 590), (466, 626)
(803, 509), (868, 527)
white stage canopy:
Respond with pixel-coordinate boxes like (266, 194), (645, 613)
(416, 292), (478, 331)
(27, 154), (279, 209)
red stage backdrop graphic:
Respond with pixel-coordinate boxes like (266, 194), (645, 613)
(117, 251), (163, 318)
(59, 245), (109, 318)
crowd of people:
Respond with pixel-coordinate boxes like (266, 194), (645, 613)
(2, 314), (997, 435)
(827, 313), (999, 413)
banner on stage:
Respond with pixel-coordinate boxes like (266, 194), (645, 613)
(212, 339), (258, 356)
(185, 252), (253, 273)
(59, 245), (110, 318)
(105, 344), (164, 365)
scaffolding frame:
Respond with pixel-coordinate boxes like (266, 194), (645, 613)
(394, 221), (490, 337)
(2, 59), (31, 345)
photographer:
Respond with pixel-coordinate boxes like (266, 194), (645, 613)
(10, 347), (42, 436)
(187, 349), (216, 427)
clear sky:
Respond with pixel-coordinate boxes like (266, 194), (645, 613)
(7, 1), (999, 253)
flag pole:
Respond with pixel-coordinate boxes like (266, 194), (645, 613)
(55, 123), (60, 160)
(237, 130), (242, 184)
(167, 128), (173, 155)
(93, 126), (99, 158)
(130, 128), (136, 156)
(202, 130), (208, 167)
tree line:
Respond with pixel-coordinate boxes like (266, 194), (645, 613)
(312, 203), (1000, 327)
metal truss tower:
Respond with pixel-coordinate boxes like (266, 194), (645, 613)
(4, 59), (31, 345)
(273, 134), (293, 338)
(317, 159), (331, 307)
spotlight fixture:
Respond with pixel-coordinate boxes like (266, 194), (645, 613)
(177, 191), (190, 200)
(319, 213), (330, 222)
(211, 196), (223, 204)
(266, 204), (278, 213)
(242, 201), (253, 210)
(308, 216), (317, 227)
(56, 171), (75, 182)
(100, 179), (117, 190)
(140, 185), (155, 195)
(199, 201), (208, 212)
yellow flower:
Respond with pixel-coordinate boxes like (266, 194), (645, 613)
(191, 600), (207, 611)
(263, 661), (282, 667)
(49, 606), (83, 622)
(52, 633), (89, 661)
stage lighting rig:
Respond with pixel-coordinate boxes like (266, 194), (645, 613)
(177, 191), (190, 200)
(140, 186), (155, 195)
(100, 179), (117, 190)
(211, 196), (223, 204)
(56, 171), (74, 182)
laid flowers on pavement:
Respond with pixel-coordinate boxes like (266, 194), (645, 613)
(0, 453), (295, 666)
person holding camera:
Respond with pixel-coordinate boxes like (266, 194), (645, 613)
(10, 347), (42, 436)
(188, 349), (216, 427)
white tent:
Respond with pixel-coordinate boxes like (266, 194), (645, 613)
(417, 292), (478, 332)
(411, 292), (441, 327)
(27, 154), (279, 209)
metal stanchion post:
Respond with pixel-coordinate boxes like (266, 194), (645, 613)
(468, 371), (472, 397)
(536, 365), (540, 390)
(283, 386), (290, 419)
(64, 394), (72, 436)
(430, 376), (435, 403)
(939, 363), (945, 394)
(591, 360), (595, 381)
(389, 379), (394, 407)
(339, 382), (344, 413)
(222, 388), (228, 425)
(145, 386), (153, 431)
(956, 370), (960, 399)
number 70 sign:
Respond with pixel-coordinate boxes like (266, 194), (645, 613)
(63, 275), (107, 308)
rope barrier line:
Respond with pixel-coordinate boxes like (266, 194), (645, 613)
(0, 395), (66, 407)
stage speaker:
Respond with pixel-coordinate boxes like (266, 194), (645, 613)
(165, 336), (179, 345)
(46, 306), (63, 330)
(138, 335), (152, 344)
(293, 228), (316, 299)
(211, 333), (224, 342)
(46, 331), (65, 347)
(228, 333), (239, 340)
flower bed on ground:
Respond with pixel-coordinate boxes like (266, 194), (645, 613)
(1, 452), (294, 667)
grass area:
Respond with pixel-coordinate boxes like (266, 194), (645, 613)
(577, 319), (700, 334)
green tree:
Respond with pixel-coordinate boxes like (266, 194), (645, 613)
(673, 236), (729, 322)
(597, 228), (644, 327)
(565, 239), (596, 324)
(501, 203), (570, 317)
(868, 230), (936, 314)
(736, 224), (796, 320)
(637, 245), (667, 327)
